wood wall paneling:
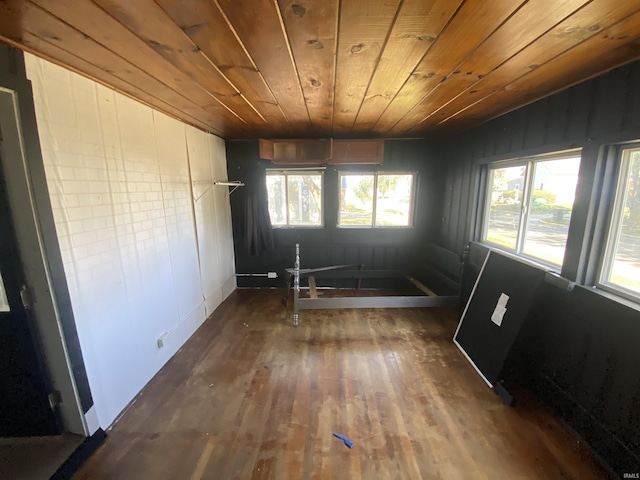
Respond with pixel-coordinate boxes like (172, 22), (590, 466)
(623, 64), (640, 130)
(228, 139), (443, 289)
(544, 89), (572, 146)
(437, 62), (640, 257)
(587, 63), (631, 139)
(438, 61), (640, 472)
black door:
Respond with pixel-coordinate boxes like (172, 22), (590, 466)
(0, 152), (62, 436)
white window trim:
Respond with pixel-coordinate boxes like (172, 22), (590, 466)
(480, 150), (581, 270)
(596, 144), (640, 302)
(266, 168), (325, 228)
(337, 171), (417, 228)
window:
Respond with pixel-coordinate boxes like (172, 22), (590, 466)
(599, 146), (640, 299)
(338, 172), (415, 227)
(481, 152), (581, 268)
(266, 170), (323, 227)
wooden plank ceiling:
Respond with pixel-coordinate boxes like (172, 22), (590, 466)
(2, 0), (640, 139)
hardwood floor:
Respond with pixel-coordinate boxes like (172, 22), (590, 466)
(74, 289), (613, 479)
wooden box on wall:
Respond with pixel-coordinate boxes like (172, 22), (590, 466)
(330, 140), (384, 164)
(259, 139), (332, 164)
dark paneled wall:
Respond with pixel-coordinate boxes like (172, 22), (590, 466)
(443, 61), (640, 475)
(226, 140), (450, 290)
(439, 61), (640, 256)
(517, 283), (640, 475)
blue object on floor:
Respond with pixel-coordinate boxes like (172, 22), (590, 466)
(332, 432), (354, 448)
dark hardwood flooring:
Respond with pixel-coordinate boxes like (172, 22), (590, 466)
(74, 289), (613, 479)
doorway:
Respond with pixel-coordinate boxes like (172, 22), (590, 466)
(0, 149), (62, 436)
(0, 85), (89, 437)
(0, 69), (93, 477)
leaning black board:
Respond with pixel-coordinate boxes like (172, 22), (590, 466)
(455, 249), (546, 386)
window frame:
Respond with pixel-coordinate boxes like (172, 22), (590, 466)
(266, 168), (325, 229)
(480, 150), (582, 270)
(596, 143), (640, 302)
(337, 170), (417, 228)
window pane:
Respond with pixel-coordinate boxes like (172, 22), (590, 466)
(522, 156), (581, 266)
(484, 166), (524, 250)
(266, 174), (286, 226)
(339, 174), (374, 226)
(0, 271), (9, 312)
(375, 174), (413, 226)
(287, 174), (322, 226)
(603, 149), (640, 295)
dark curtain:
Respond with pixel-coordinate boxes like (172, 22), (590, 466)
(241, 163), (274, 255)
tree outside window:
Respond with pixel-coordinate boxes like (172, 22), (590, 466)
(338, 172), (415, 227)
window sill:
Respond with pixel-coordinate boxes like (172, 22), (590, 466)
(272, 226), (324, 229)
(336, 225), (413, 229)
(480, 242), (562, 274)
(589, 284), (640, 312)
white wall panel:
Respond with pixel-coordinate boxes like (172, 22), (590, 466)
(25, 54), (236, 429)
(209, 135), (236, 296)
(187, 128), (223, 315)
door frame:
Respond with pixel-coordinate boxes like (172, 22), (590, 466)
(0, 85), (89, 435)
(0, 138), (62, 436)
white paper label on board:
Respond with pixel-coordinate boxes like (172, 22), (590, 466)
(497, 293), (509, 307)
(491, 293), (509, 326)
